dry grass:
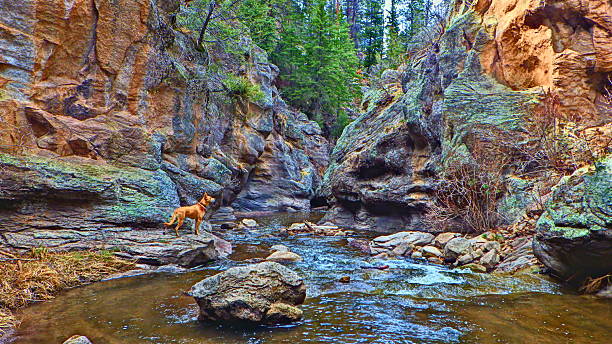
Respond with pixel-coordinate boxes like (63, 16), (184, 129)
(0, 248), (134, 335)
(425, 160), (506, 233)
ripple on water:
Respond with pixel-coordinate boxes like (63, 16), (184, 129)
(8, 212), (612, 344)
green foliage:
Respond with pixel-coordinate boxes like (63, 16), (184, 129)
(360, 0), (384, 68)
(237, 0), (280, 53)
(274, 0), (359, 135)
(223, 74), (265, 102)
(331, 110), (352, 138)
(384, 0), (405, 68)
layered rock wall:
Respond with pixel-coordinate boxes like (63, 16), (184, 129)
(321, 0), (611, 232)
(0, 0), (328, 241)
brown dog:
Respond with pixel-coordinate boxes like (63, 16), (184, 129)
(164, 193), (215, 236)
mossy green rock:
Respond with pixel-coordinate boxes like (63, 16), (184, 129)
(533, 156), (612, 282)
(0, 153), (179, 231)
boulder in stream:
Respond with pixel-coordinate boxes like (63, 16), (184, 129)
(265, 251), (302, 263)
(188, 262), (306, 324)
(533, 157), (612, 283)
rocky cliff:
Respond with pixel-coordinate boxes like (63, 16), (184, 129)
(321, 0), (611, 232)
(0, 0), (328, 250)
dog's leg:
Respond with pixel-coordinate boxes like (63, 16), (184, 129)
(194, 217), (202, 235)
(175, 216), (185, 237)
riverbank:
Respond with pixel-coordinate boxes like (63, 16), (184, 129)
(0, 249), (134, 336)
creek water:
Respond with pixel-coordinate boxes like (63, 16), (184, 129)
(8, 213), (612, 343)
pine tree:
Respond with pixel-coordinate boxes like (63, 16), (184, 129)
(237, 0), (280, 53)
(275, 0), (359, 137)
(384, 0), (404, 67)
(360, 0), (384, 68)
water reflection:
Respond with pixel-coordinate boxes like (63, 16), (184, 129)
(7, 212), (612, 344)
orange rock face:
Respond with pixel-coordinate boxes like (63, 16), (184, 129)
(478, 0), (612, 121)
(0, 0), (329, 216)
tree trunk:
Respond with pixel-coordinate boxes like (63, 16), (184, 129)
(197, 1), (216, 47)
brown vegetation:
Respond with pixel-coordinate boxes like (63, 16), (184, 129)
(425, 88), (608, 234)
(0, 249), (134, 335)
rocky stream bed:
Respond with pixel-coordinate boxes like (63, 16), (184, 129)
(4, 213), (611, 344)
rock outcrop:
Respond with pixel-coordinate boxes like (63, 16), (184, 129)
(533, 156), (612, 282)
(320, 0), (611, 232)
(188, 261), (306, 324)
(0, 0), (328, 250)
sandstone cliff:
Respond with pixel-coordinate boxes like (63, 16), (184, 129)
(0, 0), (328, 246)
(321, 0), (611, 232)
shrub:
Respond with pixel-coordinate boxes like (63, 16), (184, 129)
(223, 74), (264, 103)
(425, 160), (505, 233)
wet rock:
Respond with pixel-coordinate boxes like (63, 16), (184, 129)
(188, 262), (306, 324)
(265, 303), (303, 324)
(456, 253), (475, 266)
(3, 228), (231, 268)
(62, 336), (92, 344)
(284, 222), (343, 236)
(444, 237), (472, 262)
(422, 246), (443, 258)
(210, 207), (237, 222)
(411, 251), (423, 259)
(480, 249), (501, 270)
(596, 285), (612, 299)
(241, 219), (258, 227)
(339, 276), (351, 283)
(433, 232), (460, 247)
(533, 157), (612, 282)
(461, 263), (487, 273)
(265, 251), (302, 263)
(270, 244), (289, 253)
(496, 236), (538, 273)
(427, 257), (443, 264)
(372, 252), (391, 259)
(391, 243), (413, 256)
(371, 232), (435, 249)
(220, 222), (237, 230)
(347, 238), (372, 254)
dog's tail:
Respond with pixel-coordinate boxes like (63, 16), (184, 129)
(164, 212), (177, 226)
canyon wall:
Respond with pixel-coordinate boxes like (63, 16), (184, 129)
(321, 0), (611, 233)
(0, 0), (329, 243)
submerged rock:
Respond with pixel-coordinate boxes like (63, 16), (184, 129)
(270, 244), (290, 253)
(188, 262), (306, 324)
(347, 238), (372, 254)
(265, 251), (302, 263)
(62, 336), (92, 344)
(533, 157), (612, 283)
(241, 219), (258, 227)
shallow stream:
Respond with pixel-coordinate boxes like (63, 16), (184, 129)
(8, 213), (612, 343)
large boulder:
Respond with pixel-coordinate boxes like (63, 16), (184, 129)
(533, 157), (612, 282)
(188, 262), (306, 324)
